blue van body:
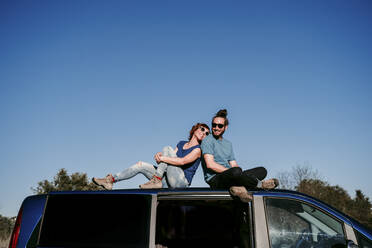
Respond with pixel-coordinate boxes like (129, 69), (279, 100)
(11, 188), (372, 248)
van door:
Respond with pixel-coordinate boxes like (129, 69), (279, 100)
(263, 197), (348, 248)
(37, 193), (156, 248)
(155, 196), (253, 248)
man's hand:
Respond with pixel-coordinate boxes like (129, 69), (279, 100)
(229, 160), (239, 167)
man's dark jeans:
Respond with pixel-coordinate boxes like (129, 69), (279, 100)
(208, 166), (267, 190)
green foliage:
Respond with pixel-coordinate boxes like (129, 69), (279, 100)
(0, 215), (14, 240)
(32, 168), (101, 194)
(297, 179), (372, 229)
(349, 190), (372, 228)
(278, 165), (372, 229)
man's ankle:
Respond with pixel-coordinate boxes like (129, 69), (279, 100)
(257, 180), (262, 188)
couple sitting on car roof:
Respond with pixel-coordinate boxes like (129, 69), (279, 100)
(93, 109), (279, 202)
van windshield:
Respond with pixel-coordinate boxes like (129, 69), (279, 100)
(38, 194), (152, 248)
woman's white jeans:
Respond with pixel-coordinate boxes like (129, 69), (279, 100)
(113, 146), (189, 188)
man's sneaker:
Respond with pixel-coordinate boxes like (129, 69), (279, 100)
(261, 178), (279, 190)
(229, 186), (253, 203)
(139, 176), (162, 189)
(92, 174), (114, 190)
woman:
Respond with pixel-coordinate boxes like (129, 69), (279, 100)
(92, 123), (210, 190)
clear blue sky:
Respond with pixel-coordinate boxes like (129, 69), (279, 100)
(1, 0), (371, 217)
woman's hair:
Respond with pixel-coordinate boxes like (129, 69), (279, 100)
(212, 109), (229, 126)
(189, 123), (210, 141)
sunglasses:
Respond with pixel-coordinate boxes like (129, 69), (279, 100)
(200, 127), (210, 136)
(212, 123), (225, 128)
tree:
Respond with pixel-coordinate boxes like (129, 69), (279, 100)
(276, 163), (322, 190)
(0, 215), (14, 240)
(349, 190), (372, 228)
(32, 168), (101, 194)
(297, 179), (372, 229)
(297, 179), (353, 213)
(277, 164), (372, 229)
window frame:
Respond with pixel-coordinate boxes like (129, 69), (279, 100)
(257, 195), (358, 248)
(38, 193), (157, 248)
(155, 193), (254, 248)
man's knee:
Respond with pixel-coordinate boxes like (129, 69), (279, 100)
(257, 166), (267, 178)
(244, 166), (267, 180)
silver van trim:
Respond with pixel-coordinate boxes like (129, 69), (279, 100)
(344, 223), (358, 244)
(158, 194), (232, 200)
(149, 195), (157, 248)
(253, 195), (270, 248)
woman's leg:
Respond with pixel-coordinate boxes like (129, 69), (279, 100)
(159, 146), (188, 188)
(114, 161), (156, 182)
(166, 166), (189, 188)
(160, 146), (188, 188)
(154, 146), (175, 178)
(93, 162), (155, 190)
(140, 146), (175, 189)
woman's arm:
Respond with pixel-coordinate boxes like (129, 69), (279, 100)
(154, 147), (179, 163)
(159, 148), (201, 166)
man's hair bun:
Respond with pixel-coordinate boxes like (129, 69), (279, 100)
(216, 109), (228, 118)
(213, 109), (229, 126)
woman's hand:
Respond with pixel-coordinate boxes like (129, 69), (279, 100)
(154, 152), (163, 164)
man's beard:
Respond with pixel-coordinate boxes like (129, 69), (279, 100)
(213, 130), (224, 139)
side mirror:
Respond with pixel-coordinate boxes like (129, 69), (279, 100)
(347, 240), (359, 248)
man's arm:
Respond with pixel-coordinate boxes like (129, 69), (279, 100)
(203, 154), (229, 173)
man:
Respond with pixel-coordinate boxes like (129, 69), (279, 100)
(201, 109), (278, 202)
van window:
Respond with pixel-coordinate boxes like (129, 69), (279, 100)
(265, 197), (346, 248)
(38, 194), (152, 248)
(155, 199), (251, 248)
